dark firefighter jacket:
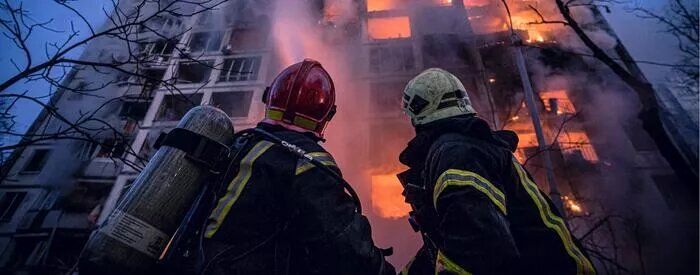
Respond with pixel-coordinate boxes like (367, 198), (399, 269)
(398, 116), (595, 275)
(201, 123), (395, 275)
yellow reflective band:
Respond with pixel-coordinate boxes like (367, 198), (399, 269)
(267, 109), (283, 120)
(401, 256), (416, 275)
(433, 169), (506, 214)
(295, 152), (337, 175)
(435, 250), (472, 275)
(512, 161), (596, 275)
(293, 115), (319, 131)
(204, 141), (273, 238)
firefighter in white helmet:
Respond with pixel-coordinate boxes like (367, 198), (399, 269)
(397, 68), (596, 274)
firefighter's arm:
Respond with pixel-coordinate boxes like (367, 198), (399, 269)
(430, 142), (519, 274)
(291, 155), (395, 275)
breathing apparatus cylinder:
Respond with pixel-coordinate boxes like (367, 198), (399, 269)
(79, 106), (234, 275)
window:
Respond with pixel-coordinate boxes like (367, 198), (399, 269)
(119, 100), (150, 121)
(218, 57), (261, 82)
(176, 61), (214, 84)
(23, 149), (49, 173)
(209, 91), (254, 117)
(539, 90), (576, 115)
(370, 82), (405, 115)
(156, 94), (204, 121)
(139, 68), (166, 97)
(557, 131), (599, 163)
(62, 181), (112, 213)
(367, 17), (411, 40)
(140, 39), (176, 62)
(226, 27), (268, 52)
(370, 45), (414, 73)
(96, 139), (130, 159)
(78, 141), (99, 161)
(0, 192), (26, 222)
(367, 0), (403, 12)
(139, 133), (159, 160)
(188, 31), (223, 52)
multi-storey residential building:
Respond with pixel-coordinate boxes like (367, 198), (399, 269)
(0, 0), (695, 274)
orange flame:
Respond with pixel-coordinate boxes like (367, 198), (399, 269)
(371, 174), (411, 219)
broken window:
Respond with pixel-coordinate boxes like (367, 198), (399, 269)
(218, 57), (261, 82)
(225, 27), (268, 52)
(369, 45), (414, 73)
(156, 93), (204, 121)
(0, 192), (27, 222)
(367, 16), (411, 40)
(208, 91), (254, 117)
(140, 39), (176, 63)
(176, 61), (213, 84)
(370, 82), (405, 115)
(188, 31), (223, 52)
(23, 149), (49, 173)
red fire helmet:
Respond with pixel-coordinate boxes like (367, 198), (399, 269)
(262, 59), (336, 139)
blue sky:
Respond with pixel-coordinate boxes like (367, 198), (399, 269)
(0, 0), (112, 145)
(0, 0), (688, 145)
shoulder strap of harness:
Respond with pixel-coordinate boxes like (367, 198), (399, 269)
(154, 128), (230, 173)
(240, 127), (363, 214)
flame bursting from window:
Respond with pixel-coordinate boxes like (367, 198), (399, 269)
(367, 16), (412, 39)
(371, 173), (411, 219)
(540, 89), (576, 114)
(558, 132), (599, 163)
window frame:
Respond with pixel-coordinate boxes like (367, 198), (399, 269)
(217, 56), (262, 82)
(21, 149), (50, 173)
(188, 31), (223, 53)
(0, 192), (27, 223)
(154, 93), (204, 122)
(206, 90), (255, 118)
(175, 60), (215, 84)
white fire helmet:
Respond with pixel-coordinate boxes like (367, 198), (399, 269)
(402, 68), (476, 126)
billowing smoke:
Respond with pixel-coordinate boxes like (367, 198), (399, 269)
(267, 0), (697, 272)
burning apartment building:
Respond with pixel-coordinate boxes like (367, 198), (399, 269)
(0, 0), (696, 274)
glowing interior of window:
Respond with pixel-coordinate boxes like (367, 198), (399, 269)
(371, 173), (410, 219)
(367, 16), (411, 40)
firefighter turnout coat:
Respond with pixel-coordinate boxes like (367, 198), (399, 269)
(201, 123), (394, 275)
(398, 116), (595, 275)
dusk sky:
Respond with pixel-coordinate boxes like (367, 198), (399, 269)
(0, 0), (684, 145)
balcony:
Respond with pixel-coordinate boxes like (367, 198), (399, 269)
(79, 158), (121, 179)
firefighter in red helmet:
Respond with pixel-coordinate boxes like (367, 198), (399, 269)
(200, 59), (395, 275)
